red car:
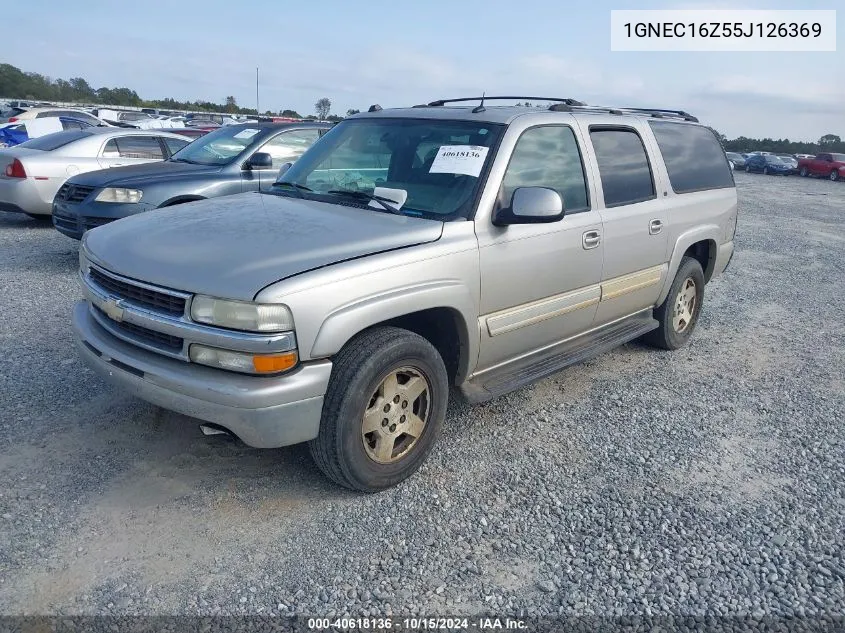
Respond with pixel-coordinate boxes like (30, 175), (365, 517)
(797, 153), (845, 181)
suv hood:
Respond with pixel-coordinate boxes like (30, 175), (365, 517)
(83, 192), (444, 301)
(69, 160), (222, 187)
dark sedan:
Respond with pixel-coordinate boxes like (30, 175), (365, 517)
(725, 152), (746, 170)
(744, 154), (795, 176)
(52, 121), (331, 239)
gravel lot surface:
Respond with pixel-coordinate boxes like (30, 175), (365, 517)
(0, 173), (843, 628)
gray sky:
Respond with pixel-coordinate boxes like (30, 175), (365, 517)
(5, 0), (842, 141)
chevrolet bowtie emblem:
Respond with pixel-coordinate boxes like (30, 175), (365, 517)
(102, 298), (125, 322)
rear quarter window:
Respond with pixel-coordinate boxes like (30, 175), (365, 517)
(649, 121), (734, 193)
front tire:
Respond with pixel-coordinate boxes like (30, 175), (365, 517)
(642, 256), (705, 351)
(745, 165), (751, 173)
(830, 170), (840, 182)
(763, 166), (769, 175)
(800, 167), (808, 177)
(309, 326), (449, 492)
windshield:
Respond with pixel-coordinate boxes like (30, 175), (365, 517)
(168, 125), (267, 166)
(765, 156), (783, 164)
(274, 118), (504, 219)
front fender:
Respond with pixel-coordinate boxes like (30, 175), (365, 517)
(657, 225), (721, 305)
(310, 280), (478, 381)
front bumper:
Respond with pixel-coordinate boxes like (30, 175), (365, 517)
(53, 199), (155, 239)
(72, 301), (332, 448)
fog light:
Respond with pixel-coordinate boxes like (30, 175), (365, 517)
(189, 344), (298, 375)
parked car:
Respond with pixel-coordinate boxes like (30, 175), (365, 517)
(776, 154), (799, 170)
(3, 107), (108, 127)
(0, 116), (95, 148)
(744, 154), (794, 175)
(70, 98), (737, 490)
(53, 121), (330, 238)
(725, 151), (746, 170)
(160, 127), (209, 140)
(797, 153), (845, 181)
(0, 128), (192, 218)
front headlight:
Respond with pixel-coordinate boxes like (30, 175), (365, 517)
(95, 187), (143, 203)
(190, 296), (294, 332)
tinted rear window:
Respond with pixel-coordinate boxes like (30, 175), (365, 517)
(649, 121), (734, 193)
(17, 130), (93, 151)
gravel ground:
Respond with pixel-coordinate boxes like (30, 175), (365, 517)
(0, 173), (843, 629)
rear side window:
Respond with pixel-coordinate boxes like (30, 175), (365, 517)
(106, 136), (165, 159)
(18, 130), (92, 151)
(499, 125), (589, 213)
(649, 121), (734, 193)
(589, 128), (655, 207)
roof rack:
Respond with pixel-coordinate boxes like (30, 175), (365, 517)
(616, 107), (698, 122)
(419, 97), (698, 122)
(425, 96), (586, 107)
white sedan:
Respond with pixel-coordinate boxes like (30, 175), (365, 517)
(0, 128), (192, 217)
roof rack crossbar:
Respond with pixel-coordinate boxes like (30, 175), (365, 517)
(427, 96), (585, 107)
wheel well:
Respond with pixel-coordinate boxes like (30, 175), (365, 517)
(684, 240), (717, 282)
(375, 308), (466, 385)
(159, 196), (205, 208)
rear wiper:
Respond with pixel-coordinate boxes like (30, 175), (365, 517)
(326, 189), (401, 214)
(273, 181), (313, 198)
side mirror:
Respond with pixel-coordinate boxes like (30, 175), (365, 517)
(492, 187), (564, 226)
(245, 152), (273, 170)
(275, 162), (293, 182)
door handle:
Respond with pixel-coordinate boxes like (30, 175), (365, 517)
(582, 230), (601, 250)
(649, 219), (663, 235)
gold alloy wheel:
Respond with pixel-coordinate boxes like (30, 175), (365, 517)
(361, 366), (431, 464)
(672, 278), (697, 333)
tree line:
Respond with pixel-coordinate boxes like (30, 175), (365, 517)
(2, 64), (841, 150)
(0, 63), (356, 120)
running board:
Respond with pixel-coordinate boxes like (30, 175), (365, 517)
(460, 312), (659, 403)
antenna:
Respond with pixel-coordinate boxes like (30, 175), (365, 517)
(256, 67), (260, 116)
(472, 92), (486, 114)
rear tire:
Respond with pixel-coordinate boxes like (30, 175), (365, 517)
(642, 256), (705, 351)
(745, 165), (751, 173)
(309, 326), (449, 492)
(763, 166), (769, 175)
(800, 167), (808, 177)
(830, 170), (840, 182)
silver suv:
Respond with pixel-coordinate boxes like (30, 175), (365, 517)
(72, 97), (737, 491)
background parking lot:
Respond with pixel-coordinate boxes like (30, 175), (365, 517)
(0, 173), (843, 619)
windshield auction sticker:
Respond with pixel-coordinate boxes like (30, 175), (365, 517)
(233, 128), (260, 139)
(610, 9), (836, 51)
(429, 145), (490, 177)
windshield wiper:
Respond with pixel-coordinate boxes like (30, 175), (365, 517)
(170, 157), (197, 164)
(273, 181), (313, 198)
(326, 189), (402, 214)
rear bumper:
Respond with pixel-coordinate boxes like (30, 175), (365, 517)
(0, 178), (53, 215)
(72, 301), (332, 448)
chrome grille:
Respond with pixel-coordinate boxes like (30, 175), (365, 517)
(89, 267), (186, 316)
(92, 306), (183, 352)
(57, 183), (96, 203)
